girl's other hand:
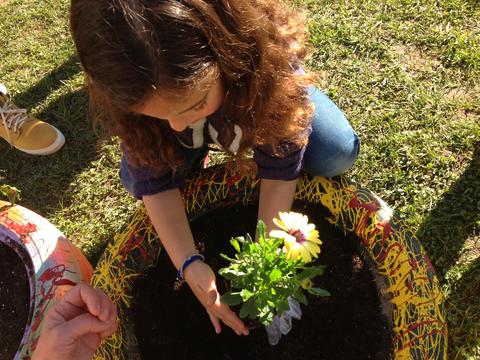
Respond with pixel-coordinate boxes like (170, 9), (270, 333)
(183, 261), (249, 336)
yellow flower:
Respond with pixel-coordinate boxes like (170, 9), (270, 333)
(300, 278), (313, 289)
(269, 211), (322, 263)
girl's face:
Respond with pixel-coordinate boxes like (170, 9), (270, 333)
(132, 79), (225, 132)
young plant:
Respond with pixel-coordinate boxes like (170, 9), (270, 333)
(219, 212), (330, 327)
(0, 183), (21, 204)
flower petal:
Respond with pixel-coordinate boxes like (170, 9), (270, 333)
(306, 230), (322, 244)
(299, 245), (312, 263)
(279, 212), (296, 229)
(273, 212), (323, 263)
(298, 214), (309, 227)
(286, 242), (302, 260)
(283, 234), (297, 247)
(304, 242), (320, 258)
(273, 217), (288, 231)
(269, 229), (289, 239)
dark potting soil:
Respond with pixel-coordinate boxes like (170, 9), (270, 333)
(0, 242), (30, 360)
(133, 201), (393, 360)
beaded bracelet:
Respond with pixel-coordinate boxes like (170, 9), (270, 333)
(174, 253), (205, 290)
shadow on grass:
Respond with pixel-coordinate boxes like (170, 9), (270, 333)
(416, 141), (480, 279)
(445, 257), (480, 359)
(416, 142), (479, 357)
(0, 56), (99, 216)
(12, 56), (82, 107)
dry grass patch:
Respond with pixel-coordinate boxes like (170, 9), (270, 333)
(458, 235), (480, 265)
(392, 44), (442, 73)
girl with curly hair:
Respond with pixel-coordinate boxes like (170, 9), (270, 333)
(70, 0), (359, 337)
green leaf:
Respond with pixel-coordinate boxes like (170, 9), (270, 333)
(259, 306), (275, 326)
(0, 184), (21, 204)
(277, 299), (290, 314)
(297, 265), (325, 281)
(269, 269), (282, 282)
(230, 238), (241, 253)
(219, 253), (236, 262)
(265, 251), (277, 263)
(308, 287), (331, 297)
(240, 289), (254, 300)
(235, 236), (246, 244)
(220, 292), (243, 306)
(218, 268), (233, 280)
(239, 298), (257, 319)
(294, 290), (308, 305)
(257, 220), (266, 241)
(218, 266), (247, 280)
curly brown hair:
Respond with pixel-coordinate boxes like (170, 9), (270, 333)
(70, 0), (314, 174)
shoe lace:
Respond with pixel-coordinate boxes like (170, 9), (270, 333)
(0, 97), (29, 144)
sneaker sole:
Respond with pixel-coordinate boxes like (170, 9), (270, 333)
(13, 128), (65, 155)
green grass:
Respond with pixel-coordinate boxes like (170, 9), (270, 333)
(1, 0), (479, 358)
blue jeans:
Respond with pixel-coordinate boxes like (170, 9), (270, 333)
(303, 86), (360, 177)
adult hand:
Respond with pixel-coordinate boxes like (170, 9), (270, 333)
(184, 261), (249, 336)
(32, 283), (117, 360)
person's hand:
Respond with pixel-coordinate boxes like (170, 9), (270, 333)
(184, 260), (249, 336)
(32, 283), (117, 360)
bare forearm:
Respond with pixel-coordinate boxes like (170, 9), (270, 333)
(144, 189), (249, 336)
(143, 189), (196, 269)
(258, 178), (298, 232)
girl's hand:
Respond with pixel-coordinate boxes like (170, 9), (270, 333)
(183, 261), (249, 336)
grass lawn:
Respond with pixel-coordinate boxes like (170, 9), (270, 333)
(1, 0), (479, 358)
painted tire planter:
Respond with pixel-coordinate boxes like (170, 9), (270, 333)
(91, 164), (447, 359)
(0, 201), (93, 359)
